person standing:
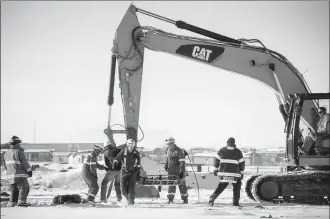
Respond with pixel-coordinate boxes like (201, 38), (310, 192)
(113, 139), (141, 205)
(164, 137), (188, 204)
(100, 141), (125, 202)
(4, 136), (32, 207)
(209, 137), (245, 207)
(81, 144), (107, 202)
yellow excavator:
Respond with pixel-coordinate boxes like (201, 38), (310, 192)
(104, 4), (330, 204)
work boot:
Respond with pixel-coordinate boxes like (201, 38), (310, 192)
(17, 201), (31, 207)
(233, 202), (243, 207)
(208, 197), (215, 206)
(182, 197), (188, 204)
(167, 198), (174, 204)
(7, 202), (17, 207)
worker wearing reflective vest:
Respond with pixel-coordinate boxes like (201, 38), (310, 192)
(4, 136), (32, 207)
(81, 144), (106, 202)
(113, 139), (141, 205)
(209, 137), (245, 207)
(164, 137), (188, 204)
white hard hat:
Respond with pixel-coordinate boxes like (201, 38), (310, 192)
(165, 137), (175, 144)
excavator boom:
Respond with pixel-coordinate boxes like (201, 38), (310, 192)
(107, 4), (319, 142)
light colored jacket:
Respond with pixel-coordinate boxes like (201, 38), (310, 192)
(4, 144), (31, 184)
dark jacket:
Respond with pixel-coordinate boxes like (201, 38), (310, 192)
(103, 144), (125, 170)
(114, 147), (141, 173)
(165, 144), (186, 175)
(214, 143), (245, 183)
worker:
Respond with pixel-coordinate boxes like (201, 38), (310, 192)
(100, 141), (125, 202)
(315, 107), (330, 155)
(164, 137), (188, 204)
(113, 139), (141, 205)
(317, 107), (330, 134)
(4, 136), (32, 207)
(209, 137), (245, 207)
(82, 144), (107, 202)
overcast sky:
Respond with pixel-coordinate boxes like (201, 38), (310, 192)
(1, 1), (329, 149)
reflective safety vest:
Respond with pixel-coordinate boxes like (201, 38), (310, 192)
(214, 146), (245, 183)
(4, 146), (32, 184)
(115, 147), (141, 173)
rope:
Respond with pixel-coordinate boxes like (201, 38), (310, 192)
(186, 152), (200, 203)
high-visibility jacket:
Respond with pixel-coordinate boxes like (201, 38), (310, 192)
(318, 113), (330, 133)
(165, 144), (186, 174)
(4, 144), (32, 184)
(114, 147), (141, 173)
(82, 153), (104, 178)
(214, 145), (245, 183)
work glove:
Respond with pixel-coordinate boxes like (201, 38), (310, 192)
(27, 171), (32, 178)
(179, 172), (184, 179)
(213, 170), (219, 176)
(164, 166), (168, 172)
(113, 160), (120, 170)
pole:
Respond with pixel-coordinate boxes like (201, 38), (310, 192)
(34, 119), (36, 143)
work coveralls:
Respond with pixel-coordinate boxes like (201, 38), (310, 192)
(316, 113), (330, 154)
(210, 143), (245, 205)
(114, 147), (141, 205)
(82, 152), (105, 201)
(4, 144), (32, 206)
(165, 144), (188, 203)
(100, 144), (125, 201)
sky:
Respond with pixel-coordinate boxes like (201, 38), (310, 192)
(1, 1), (329, 150)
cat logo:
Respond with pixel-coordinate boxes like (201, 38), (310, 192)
(176, 44), (224, 63)
(192, 46), (213, 61)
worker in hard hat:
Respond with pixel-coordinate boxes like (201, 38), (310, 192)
(209, 137), (245, 207)
(164, 137), (188, 204)
(81, 144), (107, 202)
(113, 139), (141, 205)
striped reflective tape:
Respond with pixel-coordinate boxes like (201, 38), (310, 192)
(5, 160), (21, 165)
(6, 174), (28, 178)
(220, 159), (239, 164)
(217, 172), (241, 177)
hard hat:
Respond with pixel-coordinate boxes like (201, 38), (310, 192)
(93, 144), (103, 153)
(10, 136), (22, 145)
(318, 107), (326, 114)
(126, 139), (136, 147)
(165, 137), (175, 144)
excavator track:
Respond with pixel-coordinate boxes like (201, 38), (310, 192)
(247, 170), (330, 205)
(244, 174), (262, 201)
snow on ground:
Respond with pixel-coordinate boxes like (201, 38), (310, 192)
(1, 188), (329, 219)
(1, 162), (329, 219)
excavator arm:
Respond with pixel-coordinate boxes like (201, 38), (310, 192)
(105, 4), (320, 143)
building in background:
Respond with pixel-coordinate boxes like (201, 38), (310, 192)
(52, 152), (70, 164)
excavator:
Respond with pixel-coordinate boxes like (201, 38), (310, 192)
(104, 4), (330, 204)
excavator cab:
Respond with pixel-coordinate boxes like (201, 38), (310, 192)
(285, 93), (330, 170)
